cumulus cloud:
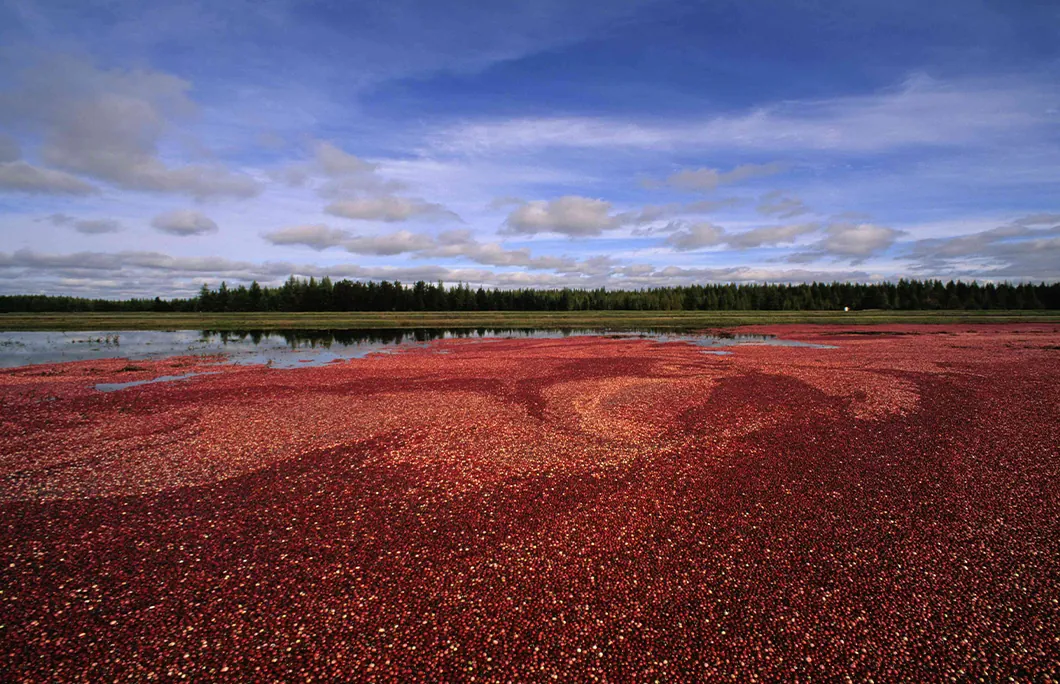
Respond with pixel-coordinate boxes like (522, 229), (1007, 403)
(0, 246), (885, 299)
(664, 221), (820, 251)
(757, 191), (809, 219)
(963, 238), (1060, 280)
(422, 230), (578, 270)
(665, 223), (727, 250)
(264, 225), (351, 250)
(626, 199), (744, 235)
(684, 198), (744, 213)
(0, 58), (259, 199)
(314, 141), (378, 177)
(726, 223), (820, 249)
(42, 213), (123, 235)
(263, 223), (579, 270)
(818, 223), (902, 258)
(151, 209), (219, 236)
(318, 176), (409, 202)
(660, 163), (786, 192)
(275, 140), (405, 199)
(641, 264), (873, 283)
(265, 224), (440, 256)
(345, 230), (437, 255)
(785, 222), (902, 263)
(325, 197), (461, 223)
(907, 214), (1060, 279)
(42, 214), (75, 225)
(0, 161), (98, 195)
(504, 196), (624, 236)
(1011, 213), (1060, 228)
(618, 205), (672, 227)
(280, 141), (461, 223)
(72, 218), (123, 235)
(0, 249), (235, 274)
(501, 195), (748, 238)
(265, 223), (440, 256)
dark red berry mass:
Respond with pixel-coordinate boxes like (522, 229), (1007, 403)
(1, 325), (1058, 681)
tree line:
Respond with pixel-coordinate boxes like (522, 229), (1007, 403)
(1, 277), (1058, 313)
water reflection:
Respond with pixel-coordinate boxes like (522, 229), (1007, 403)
(200, 327), (683, 348)
(96, 372), (219, 393)
(0, 327), (833, 369)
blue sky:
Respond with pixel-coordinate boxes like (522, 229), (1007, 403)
(0, 0), (1058, 297)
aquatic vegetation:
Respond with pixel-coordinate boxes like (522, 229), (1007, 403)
(0, 325), (1057, 680)
(68, 334), (121, 346)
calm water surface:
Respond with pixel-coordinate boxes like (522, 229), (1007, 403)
(0, 328), (834, 370)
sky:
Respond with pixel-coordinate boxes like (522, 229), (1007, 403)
(0, 0), (1058, 298)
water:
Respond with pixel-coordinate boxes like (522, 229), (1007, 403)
(95, 372), (220, 393)
(0, 328), (834, 371)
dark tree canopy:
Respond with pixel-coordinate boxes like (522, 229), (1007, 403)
(1, 277), (1058, 313)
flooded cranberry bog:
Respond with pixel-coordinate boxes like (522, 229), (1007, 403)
(1, 324), (1058, 680)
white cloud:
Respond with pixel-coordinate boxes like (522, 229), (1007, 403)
(423, 230), (578, 270)
(0, 161), (98, 195)
(625, 200), (745, 234)
(319, 175), (408, 200)
(1012, 213), (1060, 227)
(0, 249), (235, 273)
(345, 230), (437, 255)
(276, 140), (402, 197)
(262, 223), (581, 270)
(273, 142), (462, 223)
(151, 209), (220, 236)
(380, 157), (589, 201)
(818, 223), (902, 258)
(634, 265), (877, 285)
(664, 221), (821, 251)
(504, 196), (622, 236)
(787, 222), (902, 262)
(757, 191), (809, 219)
(907, 214), (1060, 279)
(0, 58), (260, 199)
(434, 75), (1057, 154)
(325, 197), (461, 223)
(660, 163), (786, 192)
(72, 218), (124, 235)
(683, 198), (744, 213)
(314, 141), (378, 177)
(265, 224), (441, 256)
(41, 214), (75, 225)
(665, 223), (727, 250)
(0, 247), (886, 299)
(263, 224), (351, 250)
(726, 222), (820, 249)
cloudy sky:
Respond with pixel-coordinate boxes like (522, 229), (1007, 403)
(1, 0), (1058, 298)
